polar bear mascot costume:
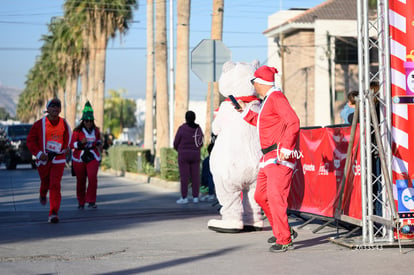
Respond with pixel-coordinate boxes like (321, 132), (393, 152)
(207, 60), (263, 233)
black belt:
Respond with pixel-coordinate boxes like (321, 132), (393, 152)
(261, 143), (278, 154)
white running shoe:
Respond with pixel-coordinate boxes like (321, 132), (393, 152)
(176, 197), (188, 204)
(193, 197), (199, 203)
(200, 195), (215, 202)
(206, 195), (216, 201)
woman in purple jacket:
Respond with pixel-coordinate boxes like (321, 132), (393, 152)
(174, 111), (204, 204)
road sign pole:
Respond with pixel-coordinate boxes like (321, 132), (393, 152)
(191, 39), (231, 83)
(191, 39), (231, 136)
(210, 40), (217, 127)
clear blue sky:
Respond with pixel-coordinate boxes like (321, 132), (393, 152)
(0, 0), (325, 101)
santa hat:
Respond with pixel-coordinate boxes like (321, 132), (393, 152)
(251, 65), (278, 86)
(81, 101), (95, 121)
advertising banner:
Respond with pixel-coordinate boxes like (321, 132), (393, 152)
(389, 0), (414, 238)
(289, 126), (361, 219)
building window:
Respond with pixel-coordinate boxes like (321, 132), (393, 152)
(335, 36), (379, 65)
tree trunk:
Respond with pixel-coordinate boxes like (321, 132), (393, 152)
(70, 72), (78, 127)
(205, 0), (224, 143)
(88, 13), (97, 105)
(79, 55), (89, 114)
(94, 12), (107, 131)
(57, 86), (65, 119)
(144, 0), (155, 154)
(95, 32), (107, 131)
(65, 68), (77, 129)
(154, 0), (170, 164)
(79, 26), (90, 115)
(174, 0), (191, 135)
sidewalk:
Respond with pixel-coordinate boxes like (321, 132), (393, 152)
(0, 167), (413, 275)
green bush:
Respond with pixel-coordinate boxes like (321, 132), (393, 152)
(123, 149), (139, 173)
(107, 145), (153, 174)
(142, 161), (156, 176)
(104, 145), (209, 182)
(160, 147), (179, 181)
(107, 145), (125, 171)
(100, 154), (111, 170)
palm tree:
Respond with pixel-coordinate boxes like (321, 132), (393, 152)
(174, 0), (191, 135)
(57, 19), (82, 128)
(64, 0), (96, 123)
(205, 0), (224, 143)
(144, 0), (155, 154)
(64, 1), (90, 112)
(18, 17), (72, 123)
(95, 0), (138, 131)
(18, 0), (138, 127)
(64, 0), (138, 130)
(154, 0), (170, 165)
(18, 50), (57, 122)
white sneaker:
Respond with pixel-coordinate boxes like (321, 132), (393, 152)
(207, 195), (216, 201)
(200, 195), (209, 202)
(200, 195), (215, 202)
(193, 197), (199, 203)
(176, 197), (188, 204)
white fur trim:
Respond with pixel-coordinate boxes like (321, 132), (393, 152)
(259, 157), (295, 170)
(253, 77), (274, 85)
(36, 151), (43, 159)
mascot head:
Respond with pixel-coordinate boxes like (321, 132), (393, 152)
(218, 60), (260, 98)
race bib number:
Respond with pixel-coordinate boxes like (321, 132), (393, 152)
(46, 141), (62, 153)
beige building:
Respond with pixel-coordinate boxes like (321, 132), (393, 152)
(263, 0), (365, 127)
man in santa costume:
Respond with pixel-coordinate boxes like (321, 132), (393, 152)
(27, 98), (72, 223)
(236, 65), (300, 252)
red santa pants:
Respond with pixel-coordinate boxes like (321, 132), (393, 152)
(73, 159), (100, 205)
(255, 163), (293, 245)
(37, 162), (65, 216)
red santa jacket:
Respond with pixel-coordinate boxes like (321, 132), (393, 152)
(70, 127), (102, 163)
(27, 116), (72, 166)
(243, 87), (300, 168)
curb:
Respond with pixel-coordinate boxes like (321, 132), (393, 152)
(99, 169), (180, 192)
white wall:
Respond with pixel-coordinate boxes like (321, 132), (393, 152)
(266, 10), (305, 69)
(313, 19), (357, 126)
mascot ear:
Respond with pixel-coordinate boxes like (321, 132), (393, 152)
(222, 61), (236, 73)
(251, 60), (260, 69)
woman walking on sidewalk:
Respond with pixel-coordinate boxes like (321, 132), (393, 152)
(70, 101), (102, 209)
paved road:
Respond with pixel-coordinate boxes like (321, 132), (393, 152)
(0, 165), (413, 275)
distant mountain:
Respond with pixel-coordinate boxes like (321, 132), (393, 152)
(0, 84), (21, 117)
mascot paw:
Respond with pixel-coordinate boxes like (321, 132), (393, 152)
(207, 219), (243, 233)
(243, 220), (264, 232)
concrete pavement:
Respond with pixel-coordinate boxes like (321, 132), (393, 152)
(0, 165), (413, 275)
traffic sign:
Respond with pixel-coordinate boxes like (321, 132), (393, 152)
(191, 39), (231, 82)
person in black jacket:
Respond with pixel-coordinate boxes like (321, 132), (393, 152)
(173, 111), (204, 204)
